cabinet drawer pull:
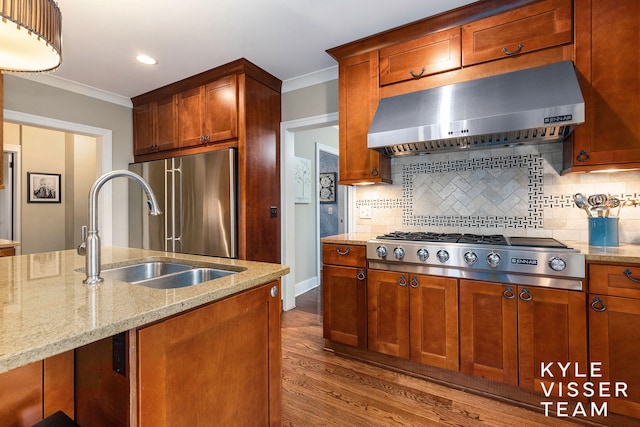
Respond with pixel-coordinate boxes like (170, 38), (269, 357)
(409, 277), (419, 288)
(623, 269), (640, 283)
(503, 286), (516, 299)
(590, 297), (607, 312)
(519, 288), (533, 301)
(576, 150), (590, 162)
(356, 269), (366, 281)
(502, 43), (523, 56)
(398, 275), (407, 287)
(409, 67), (425, 78)
(335, 246), (350, 256)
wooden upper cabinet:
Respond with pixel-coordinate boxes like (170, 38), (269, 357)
(178, 75), (237, 149)
(461, 0), (572, 66)
(133, 95), (178, 156)
(565, 0), (640, 172)
(338, 52), (391, 185)
(379, 27), (461, 86)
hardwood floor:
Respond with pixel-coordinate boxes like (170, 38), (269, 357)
(280, 286), (579, 426)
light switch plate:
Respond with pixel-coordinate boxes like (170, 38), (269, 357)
(359, 205), (371, 219)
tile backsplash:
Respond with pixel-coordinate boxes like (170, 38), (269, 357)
(354, 143), (640, 244)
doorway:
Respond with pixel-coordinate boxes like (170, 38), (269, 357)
(3, 110), (113, 252)
(0, 145), (21, 252)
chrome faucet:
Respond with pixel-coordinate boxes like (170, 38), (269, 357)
(78, 170), (162, 285)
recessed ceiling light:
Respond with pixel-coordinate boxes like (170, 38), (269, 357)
(136, 55), (157, 65)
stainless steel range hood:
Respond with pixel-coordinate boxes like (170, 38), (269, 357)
(368, 61), (585, 156)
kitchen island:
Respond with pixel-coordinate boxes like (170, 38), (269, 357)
(0, 247), (289, 426)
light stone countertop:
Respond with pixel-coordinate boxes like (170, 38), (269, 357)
(0, 239), (20, 249)
(320, 233), (640, 263)
(0, 247), (289, 374)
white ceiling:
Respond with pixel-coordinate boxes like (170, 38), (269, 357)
(21, 0), (477, 103)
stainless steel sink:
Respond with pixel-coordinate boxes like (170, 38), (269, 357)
(100, 261), (192, 282)
(133, 268), (236, 289)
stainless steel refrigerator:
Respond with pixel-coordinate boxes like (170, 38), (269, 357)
(129, 148), (237, 258)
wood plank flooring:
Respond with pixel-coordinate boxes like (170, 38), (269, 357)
(281, 286), (579, 426)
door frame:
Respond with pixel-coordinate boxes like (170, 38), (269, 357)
(282, 112), (354, 310)
(2, 144), (21, 252)
(3, 110), (113, 244)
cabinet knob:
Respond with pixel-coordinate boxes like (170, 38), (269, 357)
(502, 43), (523, 56)
(623, 268), (640, 283)
(270, 286), (279, 298)
(409, 67), (425, 79)
(503, 286), (516, 299)
(576, 150), (590, 162)
(336, 246), (350, 256)
(409, 277), (419, 288)
(519, 288), (533, 301)
(590, 297), (607, 312)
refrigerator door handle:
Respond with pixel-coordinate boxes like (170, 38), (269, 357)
(174, 159), (184, 253)
(164, 159), (173, 252)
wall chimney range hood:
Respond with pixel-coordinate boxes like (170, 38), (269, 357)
(367, 61), (585, 156)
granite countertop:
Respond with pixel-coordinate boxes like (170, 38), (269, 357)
(0, 247), (289, 374)
(321, 233), (640, 263)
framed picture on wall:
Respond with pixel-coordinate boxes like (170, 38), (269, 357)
(27, 172), (61, 203)
(319, 172), (336, 203)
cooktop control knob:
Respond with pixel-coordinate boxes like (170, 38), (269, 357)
(417, 248), (429, 262)
(548, 256), (566, 271)
(487, 252), (501, 268)
(436, 250), (450, 263)
(464, 251), (478, 265)
(393, 247), (405, 260)
(376, 245), (388, 258)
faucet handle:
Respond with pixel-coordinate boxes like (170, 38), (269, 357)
(77, 225), (87, 256)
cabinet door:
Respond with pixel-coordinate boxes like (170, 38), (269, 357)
(203, 75), (237, 143)
(367, 270), (409, 358)
(518, 287), (587, 394)
(589, 295), (640, 419)
(459, 280), (518, 385)
(178, 86), (205, 148)
(322, 265), (367, 348)
(379, 27), (461, 86)
(137, 282), (282, 426)
(338, 52), (391, 185)
(461, 0), (572, 66)
(133, 102), (156, 155)
(568, 0), (640, 171)
(409, 274), (458, 370)
(155, 95), (178, 152)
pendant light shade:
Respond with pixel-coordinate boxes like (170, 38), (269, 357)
(0, 0), (62, 72)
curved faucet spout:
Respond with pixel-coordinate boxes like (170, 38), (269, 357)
(82, 170), (162, 285)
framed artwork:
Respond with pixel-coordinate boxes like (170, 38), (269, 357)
(27, 172), (61, 203)
(319, 172), (336, 203)
(294, 157), (311, 204)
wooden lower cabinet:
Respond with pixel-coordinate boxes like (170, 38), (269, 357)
(460, 280), (587, 391)
(137, 281), (281, 426)
(322, 264), (367, 348)
(588, 294), (640, 419)
(367, 270), (458, 370)
(0, 352), (74, 426)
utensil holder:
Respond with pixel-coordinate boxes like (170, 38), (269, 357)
(588, 217), (619, 247)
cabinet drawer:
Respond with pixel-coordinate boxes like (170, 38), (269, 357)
(461, 0), (572, 66)
(379, 27), (461, 86)
(322, 244), (366, 267)
(589, 263), (640, 298)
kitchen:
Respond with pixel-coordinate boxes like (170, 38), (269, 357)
(1, 0), (640, 425)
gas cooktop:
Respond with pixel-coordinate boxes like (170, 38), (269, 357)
(375, 231), (569, 249)
(367, 231), (584, 290)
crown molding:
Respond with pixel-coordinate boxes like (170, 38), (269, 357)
(281, 65), (338, 93)
(12, 73), (133, 108)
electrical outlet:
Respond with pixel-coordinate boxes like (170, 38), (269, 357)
(359, 205), (372, 219)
